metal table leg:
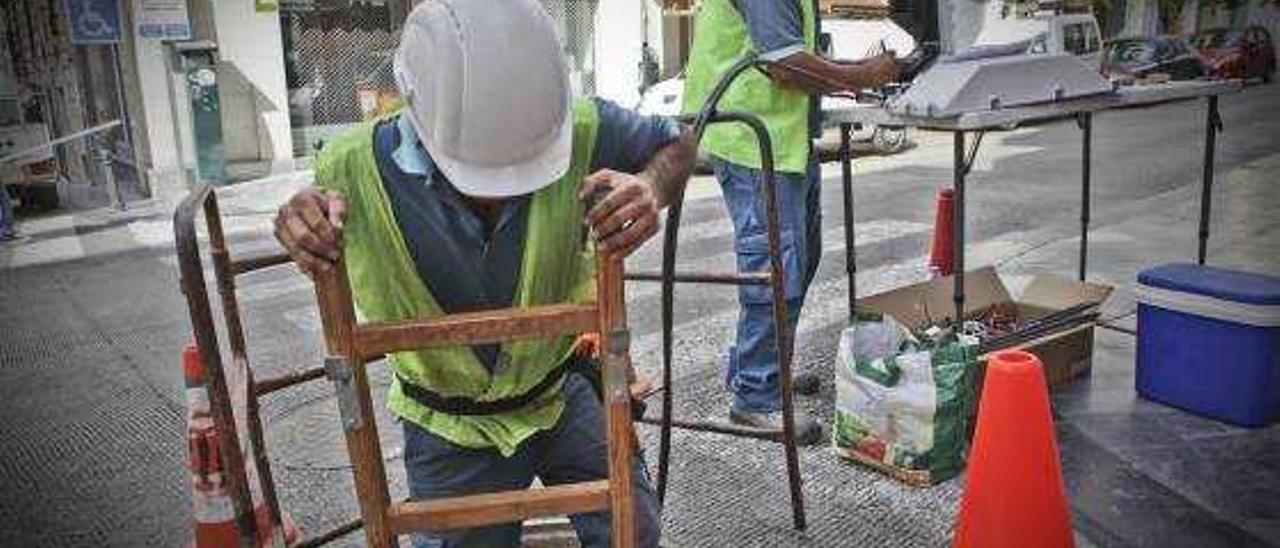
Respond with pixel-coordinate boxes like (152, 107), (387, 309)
(1079, 112), (1092, 281)
(1198, 96), (1220, 265)
(952, 131), (966, 326)
(840, 122), (856, 320)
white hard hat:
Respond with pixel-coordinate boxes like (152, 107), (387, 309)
(393, 0), (572, 198)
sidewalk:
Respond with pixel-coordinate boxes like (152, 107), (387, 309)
(0, 170), (313, 270)
(0, 167), (735, 271)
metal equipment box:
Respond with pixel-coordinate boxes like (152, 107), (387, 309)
(1136, 264), (1280, 427)
(889, 50), (1113, 117)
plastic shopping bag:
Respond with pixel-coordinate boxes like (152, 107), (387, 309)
(832, 315), (978, 486)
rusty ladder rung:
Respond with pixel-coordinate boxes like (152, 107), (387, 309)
(354, 304), (598, 358)
(253, 365), (328, 397)
(386, 480), (611, 535)
(625, 271), (772, 286)
(231, 251), (293, 275)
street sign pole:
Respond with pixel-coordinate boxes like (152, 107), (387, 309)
(110, 41), (143, 197)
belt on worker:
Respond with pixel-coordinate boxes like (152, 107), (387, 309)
(396, 358), (584, 416)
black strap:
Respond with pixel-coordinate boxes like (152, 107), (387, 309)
(397, 358), (582, 416)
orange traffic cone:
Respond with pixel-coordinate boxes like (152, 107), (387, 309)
(929, 189), (955, 277)
(185, 343), (299, 547)
(954, 350), (1073, 548)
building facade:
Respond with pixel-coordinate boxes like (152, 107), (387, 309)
(12, 0), (1272, 207)
(4, 0), (673, 206)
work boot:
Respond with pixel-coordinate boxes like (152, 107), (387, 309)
(729, 406), (824, 446)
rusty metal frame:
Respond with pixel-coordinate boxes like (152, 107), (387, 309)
(175, 184), (363, 546)
(310, 243), (637, 546)
(625, 54), (808, 530)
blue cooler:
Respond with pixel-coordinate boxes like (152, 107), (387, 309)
(1136, 264), (1280, 427)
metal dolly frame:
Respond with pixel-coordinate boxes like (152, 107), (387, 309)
(310, 230), (638, 545)
(175, 184), (363, 546)
(628, 55), (809, 530)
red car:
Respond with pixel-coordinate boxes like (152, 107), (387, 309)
(1192, 26), (1276, 82)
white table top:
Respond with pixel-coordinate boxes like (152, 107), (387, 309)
(822, 79), (1243, 131)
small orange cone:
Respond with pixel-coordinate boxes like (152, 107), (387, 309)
(954, 350), (1073, 548)
(929, 189), (955, 277)
(184, 343), (300, 547)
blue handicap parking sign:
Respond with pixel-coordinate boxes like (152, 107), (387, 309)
(64, 0), (122, 45)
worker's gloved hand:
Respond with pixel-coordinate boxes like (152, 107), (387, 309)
(274, 186), (347, 277)
(580, 170), (661, 258)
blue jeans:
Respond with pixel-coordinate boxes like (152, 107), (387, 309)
(403, 373), (661, 547)
(0, 185), (15, 238)
(714, 154), (822, 413)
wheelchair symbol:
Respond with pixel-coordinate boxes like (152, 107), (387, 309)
(75, 1), (114, 38)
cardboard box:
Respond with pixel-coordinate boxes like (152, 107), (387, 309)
(856, 267), (1113, 389)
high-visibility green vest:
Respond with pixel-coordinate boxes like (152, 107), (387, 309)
(681, 0), (816, 175)
(314, 100), (599, 456)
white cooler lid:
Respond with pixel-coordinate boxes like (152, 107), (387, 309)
(1137, 264), (1280, 327)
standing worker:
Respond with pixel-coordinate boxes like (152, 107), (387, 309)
(273, 0), (695, 545)
(682, 0), (899, 442)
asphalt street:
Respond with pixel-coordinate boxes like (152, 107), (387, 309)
(1, 83), (1277, 546)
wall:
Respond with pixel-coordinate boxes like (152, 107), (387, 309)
(945, 0), (995, 52)
(127, 0), (296, 197)
(1122, 0), (1160, 35)
(645, 0), (666, 76)
(130, 35), (187, 199)
(1244, 0), (1280, 59)
(938, 0), (1022, 53)
(594, 0), (645, 107)
(210, 1), (293, 174)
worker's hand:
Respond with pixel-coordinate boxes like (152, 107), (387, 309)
(274, 186), (347, 277)
(580, 170), (661, 258)
(852, 52), (901, 89)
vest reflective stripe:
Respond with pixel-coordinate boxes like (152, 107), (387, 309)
(314, 100), (599, 456)
(681, 0), (816, 174)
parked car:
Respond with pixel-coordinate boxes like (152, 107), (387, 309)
(1191, 26), (1276, 82)
(972, 13), (1105, 70)
(1102, 36), (1206, 85)
(636, 76), (683, 118)
(823, 18), (917, 60)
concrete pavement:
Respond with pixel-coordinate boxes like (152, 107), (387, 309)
(1, 83), (1278, 546)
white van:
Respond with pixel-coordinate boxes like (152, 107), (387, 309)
(973, 13), (1104, 69)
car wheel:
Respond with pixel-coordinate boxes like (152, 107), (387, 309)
(16, 184), (59, 212)
(871, 126), (909, 154)
(29, 185), (59, 211)
(1264, 69), (1274, 84)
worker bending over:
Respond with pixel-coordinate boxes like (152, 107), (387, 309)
(682, 0), (900, 443)
(273, 1), (694, 545)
